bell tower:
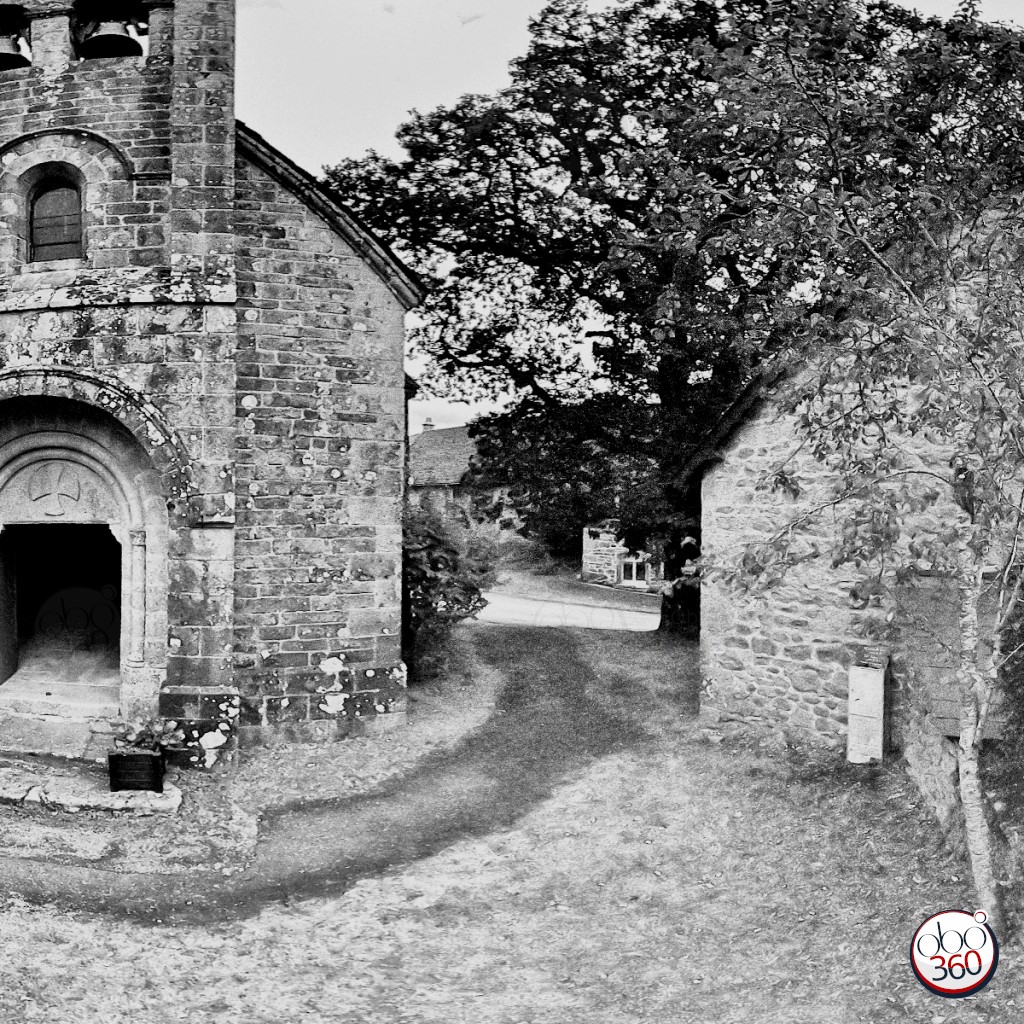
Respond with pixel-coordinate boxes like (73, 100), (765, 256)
(0, 0), (238, 289)
(0, 0), (242, 754)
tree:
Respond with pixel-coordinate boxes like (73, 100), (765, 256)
(467, 394), (662, 557)
(326, 0), (858, 627)
(695, 2), (1024, 933)
(329, 0), (1024, 917)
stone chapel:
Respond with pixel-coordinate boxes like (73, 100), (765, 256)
(0, 0), (422, 759)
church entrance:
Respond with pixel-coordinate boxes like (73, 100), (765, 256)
(0, 525), (121, 708)
(0, 395), (169, 756)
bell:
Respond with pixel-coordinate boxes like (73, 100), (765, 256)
(0, 34), (29, 71)
(79, 20), (143, 59)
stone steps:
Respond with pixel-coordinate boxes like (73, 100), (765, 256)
(0, 711), (112, 761)
(0, 648), (121, 759)
(0, 755), (181, 815)
(0, 688), (118, 718)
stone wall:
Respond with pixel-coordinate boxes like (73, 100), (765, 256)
(700, 398), (1001, 748)
(0, 0), (414, 756)
(0, 2), (239, 735)
(232, 155), (407, 741)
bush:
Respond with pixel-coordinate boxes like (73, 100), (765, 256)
(403, 503), (496, 674)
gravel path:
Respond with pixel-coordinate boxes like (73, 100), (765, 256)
(478, 591), (659, 630)
(0, 626), (651, 925)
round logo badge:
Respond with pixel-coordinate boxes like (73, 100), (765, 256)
(911, 910), (998, 998)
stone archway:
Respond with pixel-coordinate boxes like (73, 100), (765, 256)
(0, 398), (169, 744)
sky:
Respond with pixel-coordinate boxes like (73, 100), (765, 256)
(235, 0), (1023, 171)
(234, 0), (1024, 432)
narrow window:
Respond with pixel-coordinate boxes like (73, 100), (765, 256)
(31, 183), (83, 261)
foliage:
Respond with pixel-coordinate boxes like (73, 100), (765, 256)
(468, 395), (664, 556)
(335, 0), (1024, 914)
(326, 0), (1011, 620)
(326, 0), (811, 600)
(402, 503), (495, 663)
(679, 0), (1024, 932)
(112, 717), (186, 753)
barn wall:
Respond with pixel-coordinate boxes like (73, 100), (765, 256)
(700, 399), (1005, 762)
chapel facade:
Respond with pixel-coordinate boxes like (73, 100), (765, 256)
(0, 0), (421, 759)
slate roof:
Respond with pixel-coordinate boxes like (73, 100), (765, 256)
(409, 426), (478, 487)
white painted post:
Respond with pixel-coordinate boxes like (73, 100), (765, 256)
(847, 650), (891, 764)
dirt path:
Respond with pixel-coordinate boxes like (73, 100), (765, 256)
(3, 627), (1009, 1022)
(0, 626), (650, 924)
(479, 591), (659, 630)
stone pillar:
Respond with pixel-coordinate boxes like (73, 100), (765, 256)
(143, 0), (173, 61)
(0, 527), (14, 685)
(27, 8), (73, 69)
(169, 0), (236, 278)
(129, 528), (146, 664)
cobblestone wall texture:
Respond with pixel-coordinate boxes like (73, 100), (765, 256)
(0, 0), (418, 751)
(232, 157), (408, 739)
(701, 397), (1004, 761)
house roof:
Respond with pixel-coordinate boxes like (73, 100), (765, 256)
(409, 426), (478, 487)
(235, 122), (426, 312)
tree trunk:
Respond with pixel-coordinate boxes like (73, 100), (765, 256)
(956, 543), (1005, 935)
(659, 585), (700, 637)
(658, 531), (700, 638)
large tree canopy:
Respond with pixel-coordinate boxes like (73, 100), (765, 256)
(326, 0), (1024, 619)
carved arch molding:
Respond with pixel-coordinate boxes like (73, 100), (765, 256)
(0, 385), (174, 712)
(0, 434), (148, 664)
(0, 364), (195, 504)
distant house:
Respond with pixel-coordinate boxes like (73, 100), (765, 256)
(408, 422), (513, 529)
(582, 519), (664, 591)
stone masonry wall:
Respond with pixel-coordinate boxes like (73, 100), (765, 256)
(0, 1), (240, 735)
(700, 398), (992, 752)
(582, 522), (664, 590)
(0, 0), (412, 753)
(582, 526), (623, 585)
(702, 407), (863, 744)
(232, 157), (407, 741)
(0, 2), (173, 281)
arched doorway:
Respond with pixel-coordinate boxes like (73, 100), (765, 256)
(0, 523), (122, 712)
(0, 397), (168, 750)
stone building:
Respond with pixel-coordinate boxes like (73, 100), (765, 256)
(408, 421), (515, 531)
(693, 373), (1003, 815)
(408, 423), (479, 515)
(581, 519), (664, 591)
(0, 0), (422, 759)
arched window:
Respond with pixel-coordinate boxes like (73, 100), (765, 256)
(30, 181), (83, 261)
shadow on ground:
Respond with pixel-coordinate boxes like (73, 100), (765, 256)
(1, 626), (661, 924)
